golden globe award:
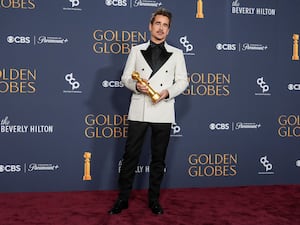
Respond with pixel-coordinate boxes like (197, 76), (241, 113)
(132, 71), (160, 103)
(292, 34), (299, 61)
(196, 0), (204, 18)
(83, 152), (92, 181)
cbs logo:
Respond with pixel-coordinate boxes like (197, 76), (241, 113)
(0, 164), (22, 173)
(288, 84), (300, 91)
(216, 43), (236, 51)
(7, 35), (30, 44)
(102, 80), (124, 88)
(105, 0), (127, 6)
(209, 123), (230, 130)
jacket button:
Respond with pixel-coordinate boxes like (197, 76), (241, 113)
(160, 84), (163, 86)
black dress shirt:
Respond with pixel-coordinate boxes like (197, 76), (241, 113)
(150, 41), (165, 75)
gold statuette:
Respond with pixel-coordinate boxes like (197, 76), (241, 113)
(83, 152), (92, 181)
(292, 34), (299, 61)
(132, 71), (160, 103)
(196, 0), (204, 18)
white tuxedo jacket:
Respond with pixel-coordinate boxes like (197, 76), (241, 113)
(121, 41), (188, 124)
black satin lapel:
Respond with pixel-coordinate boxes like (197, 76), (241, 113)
(160, 51), (172, 69)
(141, 48), (152, 69)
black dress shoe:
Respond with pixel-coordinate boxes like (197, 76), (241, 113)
(149, 201), (164, 215)
(108, 199), (128, 214)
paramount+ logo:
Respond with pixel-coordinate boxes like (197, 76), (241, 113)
(0, 0), (35, 9)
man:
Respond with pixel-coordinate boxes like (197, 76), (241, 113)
(108, 8), (188, 215)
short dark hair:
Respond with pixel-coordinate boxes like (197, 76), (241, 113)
(150, 8), (172, 27)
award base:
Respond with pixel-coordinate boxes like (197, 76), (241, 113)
(83, 175), (92, 181)
(196, 13), (204, 19)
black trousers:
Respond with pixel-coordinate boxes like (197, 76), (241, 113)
(118, 120), (171, 202)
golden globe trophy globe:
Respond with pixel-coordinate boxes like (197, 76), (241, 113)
(132, 71), (160, 103)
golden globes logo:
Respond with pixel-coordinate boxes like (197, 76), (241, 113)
(188, 153), (238, 177)
(183, 73), (230, 96)
(278, 115), (300, 137)
(84, 114), (128, 138)
(83, 152), (92, 181)
(0, 0), (35, 9)
(292, 34), (299, 61)
(93, 29), (147, 54)
(0, 68), (36, 94)
(196, 0), (204, 18)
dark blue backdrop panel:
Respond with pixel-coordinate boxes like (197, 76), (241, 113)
(0, 0), (299, 192)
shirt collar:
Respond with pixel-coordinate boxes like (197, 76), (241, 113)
(150, 40), (165, 49)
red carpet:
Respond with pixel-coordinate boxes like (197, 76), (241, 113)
(0, 185), (299, 225)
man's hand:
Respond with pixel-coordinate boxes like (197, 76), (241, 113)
(136, 79), (149, 94)
(136, 80), (169, 104)
(154, 89), (169, 104)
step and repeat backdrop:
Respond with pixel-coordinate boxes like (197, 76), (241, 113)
(0, 0), (299, 192)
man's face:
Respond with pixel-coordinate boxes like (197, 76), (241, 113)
(149, 15), (170, 43)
